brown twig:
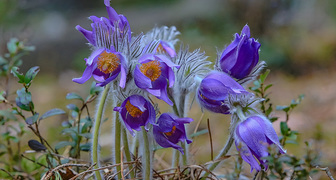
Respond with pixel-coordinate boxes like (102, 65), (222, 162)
(41, 163), (90, 180)
(207, 118), (214, 161)
(316, 166), (335, 180)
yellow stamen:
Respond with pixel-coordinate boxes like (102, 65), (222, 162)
(140, 60), (162, 81)
(164, 126), (177, 136)
(125, 100), (143, 118)
(97, 51), (120, 74)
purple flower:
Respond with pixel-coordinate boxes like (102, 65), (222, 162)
(219, 25), (261, 79)
(76, 0), (131, 47)
(156, 40), (176, 58)
(153, 113), (192, 154)
(73, 48), (127, 87)
(235, 115), (286, 172)
(197, 71), (249, 114)
(113, 95), (156, 136)
(134, 54), (179, 106)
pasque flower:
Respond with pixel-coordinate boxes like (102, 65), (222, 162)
(73, 48), (127, 87)
(219, 25), (261, 79)
(113, 95), (156, 136)
(134, 54), (179, 106)
(197, 71), (249, 114)
(153, 113), (192, 154)
(235, 115), (286, 172)
(76, 0), (131, 48)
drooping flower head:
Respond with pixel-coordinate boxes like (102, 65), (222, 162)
(76, 0), (131, 48)
(219, 25), (261, 79)
(197, 71), (250, 114)
(73, 48), (127, 87)
(235, 115), (286, 172)
(113, 95), (156, 136)
(134, 54), (179, 106)
(153, 113), (192, 154)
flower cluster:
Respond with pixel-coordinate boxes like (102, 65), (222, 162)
(74, 1), (285, 177)
(73, 1), (192, 153)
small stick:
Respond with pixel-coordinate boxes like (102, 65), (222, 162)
(207, 118), (214, 161)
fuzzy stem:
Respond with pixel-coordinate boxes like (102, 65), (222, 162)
(171, 149), (179, 168)
(115, 113), (122, 178)
(141, 127), (151, 180)
(92, 84), (110, 180)
(202, 133), (234, 178)
(122, 128), (134, 178)
(236, 106), (247, 121)
(181, 142), (188, 166)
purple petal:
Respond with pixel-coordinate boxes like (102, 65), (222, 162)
(160, 41), (176, 58)
(119, 56), (127, 88)
(146, 89), (161, 97)
(235, 140), (261, 172)
(241, 24), (251, 37)
(105, 3), (120, 22)
(96, 70), (119, 87)
(129, 95), (146, 112)
(199, 78), (231, 100)
(205, 72), (247, 93)
(87, 48), (105, 65)
(236, 119), (269, 161)
(252, 115), (286, 154)
(138, 54), (156, 64)
(156, 55), (179, 68)
(134, 65), (152, 89)
(153, 128), (184, 154)
(72, 64), (94, 84)
(76, 25), (95, 46)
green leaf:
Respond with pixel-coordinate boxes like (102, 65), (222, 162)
(90, 82), (103, 95)
(276, 105), (290, 112)
(264, 84), (273, 92)
(25, 113), (39, 125)
(39, 108), (65, 121)
(0, 110), (17, 120)
(15, 88), (33, 111)
(66, 92), (83, 101)
(11, 67), (25, 83)
(24, 66), (40, 85)
(66, 104), (79, 112)
(79, 133), (92, 139)
(0, 91), (5, 101)
(55, 141), (76, 150)
(7, 38), (19, 54)
(80, 143), (91, 151)
(189, 129), (208, 138)
(280, 122), (289, 135)
(260, 69), (270, 83)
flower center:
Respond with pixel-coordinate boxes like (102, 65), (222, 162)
(97, 51), (120, 74)
(125, 100), (144, 118)
(164, 126), (177, 136)
(140, 60), (162, 81)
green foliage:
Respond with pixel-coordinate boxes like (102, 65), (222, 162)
(249, 69), (278, 122)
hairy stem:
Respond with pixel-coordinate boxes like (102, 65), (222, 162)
(121, 126), (134, 178)
(115, 113), (122, 178)
(141, 127), (151, 180)
(92, 84), (110, 180)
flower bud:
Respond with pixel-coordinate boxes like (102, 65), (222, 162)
(219, 25), (261, 79)
(197, 71), (249, 114)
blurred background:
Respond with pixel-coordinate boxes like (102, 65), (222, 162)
(1, 0), (336, 178)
